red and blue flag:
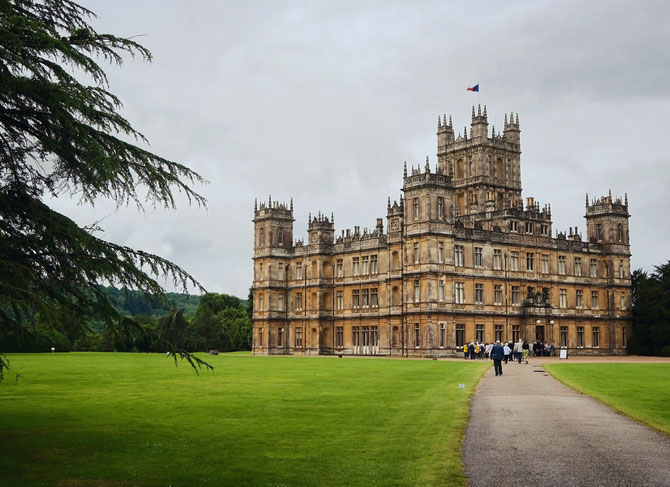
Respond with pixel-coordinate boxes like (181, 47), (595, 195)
(467, 84), (479, 92)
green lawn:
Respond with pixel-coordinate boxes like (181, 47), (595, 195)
(544, 363), (670, 436)
(0, 353), (489, 487)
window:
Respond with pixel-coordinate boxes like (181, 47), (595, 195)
(296, 262), (302, 279)
(259, 228), (264, 247)
(591, 290), (599, 309)
(278, 328), (283, 347)
(493, 249), (502, 270)
(258, 294), (264, 311)
(362, 326), (370, 347)
(362, 289), (369, 308)
(592, 327), (600, 348)
(510, 251), (519, 271)
(590, 259), (598, 278)
(475, 283), (484, 304)
(560, 327), (568, 347)
(438, 242), (444, 263)
(259, 263), (264, 280)
(510, 220), (518, 233)
(576, 289), (583, 308)
(526, 252), (534, 271)
(371, 288), (378, 307)
(438, 197), (444, 219)
(622, 328), (627, 347)
(454, 245), (464, 267)
(574, 257), (582, 276)
(277, 228), (283, 245)
(413, 242), (419, 264)
(476, 324), (484, 343)
(511, 286), (520, 305)
(439, 323), (445, 347)
(336, 259), (343, 277)
(558, 256), (566, 275)
(414, 323), (420, 348)
(541, 254), (549, 274)
(353, 257), (360, 275)
(456, 324), (465, 346)
(295, 327), (303, 347)
(617, 224), (623, 242)
(525, 222), (534, 234)
(474, 247), (483, 267)
(352, 290), (360, 309)
(258, 327), (263, 347)
(359, 255), (368, 274)
(371, 326), (379, 347)
(512, 325), (520, 343)
(596, 224), (602, 241)
(438, 280), (445, 302)
(577, 327), (584, 347)
(620, 292), (626, 310)
(278, 294), (284, 311)
(559, 289), (567, 309)
(455, 282), (465, 304)
(278, 263), (284, 280)
(413, 198), (419, 220)
(414, 280), (420, 303)
(370, 255), (378, 274)
(295, 292), (302, 310)
(336, 327), (343, 348)
(494, 285), (502, 305)
(618, 260), (625, 278)
(352, 327), (359, 347)
(336, 291), (343, 310)
(541, 224), (549, 236)
(495, 324), (503, 342)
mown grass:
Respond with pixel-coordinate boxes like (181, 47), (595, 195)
(0, 353), (489, 486)
(544, 363), (670, 436)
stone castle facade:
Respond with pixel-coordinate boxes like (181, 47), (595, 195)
(252, 106), (632, 356)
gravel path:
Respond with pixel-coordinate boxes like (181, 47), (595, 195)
(462, 358), (670, 487)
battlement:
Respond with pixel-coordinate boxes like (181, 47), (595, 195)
(586, 191), (629, 216)
(402, 157), (452, 190)
(254, 195), (294, 221)
(308, 211), (334, 230)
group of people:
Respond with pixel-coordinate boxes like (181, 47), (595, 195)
(463, 339), (557, 376)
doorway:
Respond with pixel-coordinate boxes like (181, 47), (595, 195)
(536, 325), (545, 342)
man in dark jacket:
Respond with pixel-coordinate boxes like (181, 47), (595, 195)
(491, 340), (505, 376)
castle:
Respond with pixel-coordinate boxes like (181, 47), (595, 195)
(251, 106), (632, 356)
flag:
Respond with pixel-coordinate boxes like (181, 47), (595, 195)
(467, 84), (479, 92)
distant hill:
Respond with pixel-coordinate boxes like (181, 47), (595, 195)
(100, 286), (206, 318)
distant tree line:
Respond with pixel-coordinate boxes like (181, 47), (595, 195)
(630, 261), (670, 356)
(0, 288), (252, 354)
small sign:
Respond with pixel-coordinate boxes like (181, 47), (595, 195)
(559, 348), (568, 359)
(459, 383), (465, 389)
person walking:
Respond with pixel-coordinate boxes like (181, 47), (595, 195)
(522, 339), (530, 364)
(468, 342), (476, 360)
(503, 342), (511, 364)
(491, 340), (504, 376)
(515, 339), (523, 363)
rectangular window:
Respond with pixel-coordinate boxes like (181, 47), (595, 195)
(277, 228), (284, 245)
(414, 323), (420, 348)
(336, 291), (343, 310)
(574, 257), (582, 276)
(362, 326), (370, 346)
(258, 294), (264, 311)
(295, 292), (302, 310)
(541, 224), (549, 236)
(591, 290), (599, 309)
(371, 288), (378, 307)
(353, 257), (360, 275)
(454, 245), (464, 267)
(620, 292), (626, 310)
(493, 249), (502, 270)
(455, 282), (465, 304)
(259, 228), (265, 247)
(438, 197), (444, 219)
(371, 326), (379, 346)
(259, 263), (264, 280)
(560, 326), (568, 347)
(278, 327), (283, 347)
(413, 242), (419, 264)
(577, 327), (584, 347)
(456, 324), (465, 347)
(278, 293), (284, 311)
(438, 280), (445, 302)
(590, 259), (598, 278)
(618, 260), (624, 278)
(525, 222), (534, 234)
(596, 224), (602, 241)
(559, 289), (567, 309)
(622, 328), (627, 347)
(494, 284), (502, 305)
(438, 242), (444, 263)
(414, 280), (420, 303)
(510, 220), (518, 233)
(541, 254), (549, 274)
(476, 324), (484, 343)
(296, 262), (302, 279)
(510, 251), (519, 271)
(336, 259), (343, 277)
(474, 247), (483, 267)
(370, 255), (378, 274)
(362, 256), (369, 275)
(475, 283), (484, 304)
(558, 256), (566, 275)
(352, 327), (359, 347)
(295, 327), (303, 347)
(278, 262), (284, 279)
(352, 290), (360, 309)
(512, 325), (520, 343)
(439, 323), (445, 347)
(526, 252), (534, 271)
(593, 327), (600, 348)
(258, 327), (263, 347)
(495, 325), (503, 343)
(511, 286), (520, 305)
(576, 289), (583, 308)
(336, 327), (343, 348)
(362, 289), (369, 308)
(413, 198), (419, 220)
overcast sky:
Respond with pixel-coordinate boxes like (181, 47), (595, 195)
(50, 0), (670, 298)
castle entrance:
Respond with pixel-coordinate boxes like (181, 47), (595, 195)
(536, 325), (545, 342)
